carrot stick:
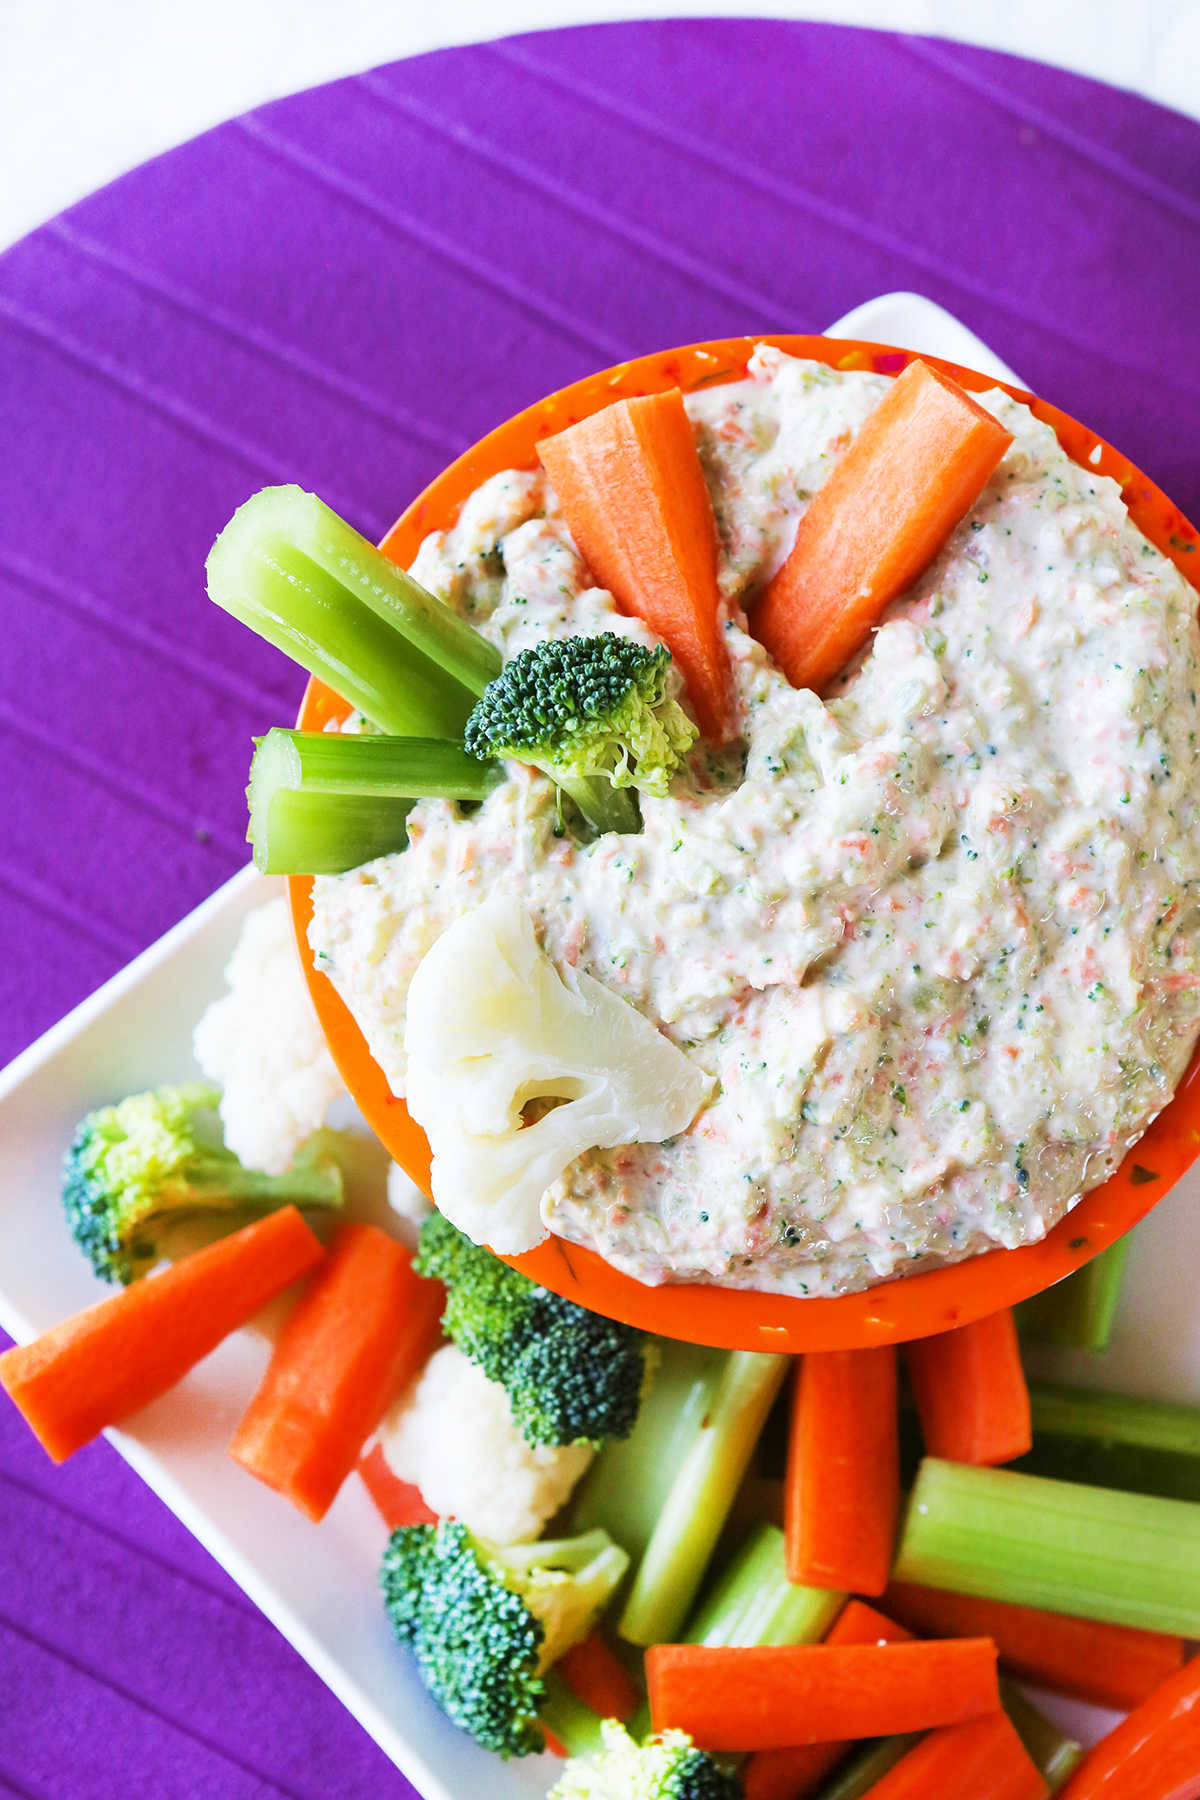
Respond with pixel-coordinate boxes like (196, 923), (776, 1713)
(537, 389), (736, 743)
(740, 1603), (914, 1799)
(229, 1223), (445, 1521)
(904, 1309), (1032, 1466)
(1057, 1652), (1200, 1800)
(882, 1580), (1183, 1713)
(754, 358), (1013, 694)
(0, 1208), (324, 1463)
(357, 1441), (438, 1528)
(558, 1631), (641, 1724)
(864, 1710), (1049, 1800)
(645, 1638), (999, 1751)
(786, 1346), (899, 1594)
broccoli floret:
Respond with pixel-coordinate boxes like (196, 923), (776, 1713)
(463, 633), (697, 834)
(550, 1720), (741, 1800)
(380, 1520), (628, 1758)
(62, 1082), (343, 1285)
(414, 1212), (649, 1447)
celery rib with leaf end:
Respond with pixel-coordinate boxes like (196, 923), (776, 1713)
(247, 728), (502, 874)
(618, 1352), (790, 1647)
(463, 633), (698, 836)
(63, 1082), (342, 1285)
(895, 1455), (1200, 1636)
(207, 486), (500, 737)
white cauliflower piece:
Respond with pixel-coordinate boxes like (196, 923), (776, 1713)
(193, 897), (346, 1175)
(387, 1161), (433, 1225)
(379, 1344), (593, 1545)
(403, 896), (710, 1253)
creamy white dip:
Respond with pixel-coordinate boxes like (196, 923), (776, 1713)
(310, 347), (1200, 1297)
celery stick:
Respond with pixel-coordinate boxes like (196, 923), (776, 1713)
(1000, 1680), (1083, 1793)
(686, 1522), (844, 1648)
(619, 1352), (790, 1646)
(207, 486), (501, 737)
(814, 1734), (922, 1799)
(895, 1456), (1200, 1635)
(539, 1668), (608, 1760)
(574, 1339), (726, 1562)
(1017, 1235), (1132, 1351)
(1010, 1382), (1200, 1502)
(247, 728), (501, 873)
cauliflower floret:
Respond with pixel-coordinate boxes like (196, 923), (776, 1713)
(193, 897), (346, 1175)
(387, 1161), (433, 1225)
(403, 896), (710, 1253)
(378, 1344), (593, 1545)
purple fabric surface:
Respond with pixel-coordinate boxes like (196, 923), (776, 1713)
(2, 17), (1199, 1797)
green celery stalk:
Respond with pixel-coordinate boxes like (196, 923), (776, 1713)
(813, 1735), (922, 1799)
(618, 1352), (790, 1646)
(686, 1521), (844, 1648)
(207, 486), (501, 737)
(247, 728), (502, 873)
(1016, 1234), (1132, 1350)
(539, 1668), (608, 1761)
(895, 1456), (1200, 1635)
(574, 1339), (727, 1563)
(1010, 1381), (1200, 1502)
(1000, 1680), (1083, 1793)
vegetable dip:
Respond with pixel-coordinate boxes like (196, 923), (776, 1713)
(309, 347), (1200, 1297)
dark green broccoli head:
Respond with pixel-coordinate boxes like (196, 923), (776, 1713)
(463, 633), (697, 835)
(550, 1720), (742, 1799)
(380, 1521), (628, 1759)
(415, 1212), (648, 1447)
(62, 1082), (342, 1285)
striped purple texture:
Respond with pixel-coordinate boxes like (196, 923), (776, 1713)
(1, 18), (1199, 1797)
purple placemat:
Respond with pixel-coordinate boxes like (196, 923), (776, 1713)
(2, 18), (1199, 1797)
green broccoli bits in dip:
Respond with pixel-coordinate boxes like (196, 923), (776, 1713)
(309, 345), (1200, 1300)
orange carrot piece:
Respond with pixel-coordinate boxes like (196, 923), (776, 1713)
(903, 1309), (1032, 1465)
(740, 1603), (914, 1799)
(357, 1441), (438, 1528)
(558, 1632), (641, 1724)
(0, 1208), (324, 1463)
(229, 1223), (445, 1522)
(537, 389), (737, 743)
(754, 358), (1013, 694)
(786, 1345), (899, 1595)
(865, 1710), (1049, 1800)
(882, 1580), (1183, 1713)
(645, 1638), (999, 1751)
(1057, 1652), (1200, 1800)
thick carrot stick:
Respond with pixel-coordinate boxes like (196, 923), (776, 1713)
(740, 1602), (914, 1799)
(882, 1580), (1183, 1713)
(537, 389), (736, 743)
(357, 1441), (438, 1528)
(786, 1345), (899, 1594)
(558, 1631), (641, 1724)
(229, 1223), (445, 1521)
(1057, 1652), (1200, 1800)
(0, 1208), (324, 1463)
(864, 1710), (1049, 1800)
(754, 358), (1013, 694)
(904, 1309), (1032, 1466)
(645, 1638), (998, 1751)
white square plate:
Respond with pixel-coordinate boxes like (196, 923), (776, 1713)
(3, 296), (1199, 1791)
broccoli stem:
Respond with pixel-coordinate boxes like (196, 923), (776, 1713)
(539, 1668), (610, 1762)
(207, 486), (501, 737)
(247, 729), (503, 874)
(1000, 1680), (1083, 1792)
(1016, 1234), (1132, 1350)
(618, 1352), (790, 1647)
(554, 772), (641, 838)
(574, 1339), (727, 1562)
(895, 1455), (1200, 1635)
(1009, 1381), (1200, 1502)
(812, 1734), (923, 1799)
(685, 1521), (845, 1647)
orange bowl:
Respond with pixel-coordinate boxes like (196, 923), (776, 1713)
(288, 333), (1200, 1352)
